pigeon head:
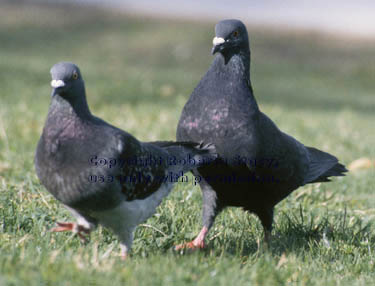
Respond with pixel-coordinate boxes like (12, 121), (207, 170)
(49, 62), (91, 117)
(212, 19), (249, 56)
(50, 62), (84, 98)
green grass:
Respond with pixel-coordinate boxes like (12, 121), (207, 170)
(1, 2), (375, 285)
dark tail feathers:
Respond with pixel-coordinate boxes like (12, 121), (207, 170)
(150, 141), (217, 172)
(304, 147), (348, 184)
(307, 162), (347, 183)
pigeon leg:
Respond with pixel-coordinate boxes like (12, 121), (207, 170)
(51, 222), (91, 243)
(116, 227), (134, 261)
(264, 229), (272, 244)
(260, 229), (272, 251)
(175, 181), (221, 250)
(192, 226), (208, 248)
(175, 226), (208, 250)
(257, 206), (274, 249)
(120, 244), (128, 260)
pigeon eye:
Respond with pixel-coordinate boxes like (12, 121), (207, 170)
(72, 72), (78, 80)
(233, 30), (239, 37)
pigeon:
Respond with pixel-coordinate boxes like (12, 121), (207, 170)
(35, 62), (217, 259)
(175, 19), (347, 250)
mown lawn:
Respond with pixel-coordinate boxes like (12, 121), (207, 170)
(0, 2), (375, 285)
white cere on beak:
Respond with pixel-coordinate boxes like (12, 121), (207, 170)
(212, 37), (225, 46)
(50, 79), (65, 88)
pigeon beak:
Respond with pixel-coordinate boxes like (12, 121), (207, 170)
(211, 37), (225, 55)
(50, 79), (65, 97)
(51, 79), (66, 88)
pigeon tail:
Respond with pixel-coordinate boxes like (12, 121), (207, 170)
(151, 141), (217, 173)
(303, 147), (348, 184)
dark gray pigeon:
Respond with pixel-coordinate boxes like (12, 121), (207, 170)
(35, 62), (217, 259)
(176, 19), (347, 250)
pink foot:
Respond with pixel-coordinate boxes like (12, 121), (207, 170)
(51, 222), (91, 242)
(175, 226), (208, 251)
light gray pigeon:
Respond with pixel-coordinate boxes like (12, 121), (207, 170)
(35, 62), (217, 259)
(175, 19), (347, 250)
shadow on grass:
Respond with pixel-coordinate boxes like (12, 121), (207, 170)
(183, 207), (375, 258)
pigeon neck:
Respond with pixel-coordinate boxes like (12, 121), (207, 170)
(235, 50), (251, 82)
(219, 48), (251, 81)
(49, 87), (92, 122)
(213, 50), (258, 110)
(240, 50), (251, 81)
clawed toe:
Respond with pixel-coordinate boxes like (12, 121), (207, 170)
(51, 221), (91, 243)
(175, 240), (205, 251)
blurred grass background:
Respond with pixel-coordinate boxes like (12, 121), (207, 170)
(0, 2), (375, 285)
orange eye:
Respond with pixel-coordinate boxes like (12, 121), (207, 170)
(233, 30), (239, 37)
(72, 71), (78, 80)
